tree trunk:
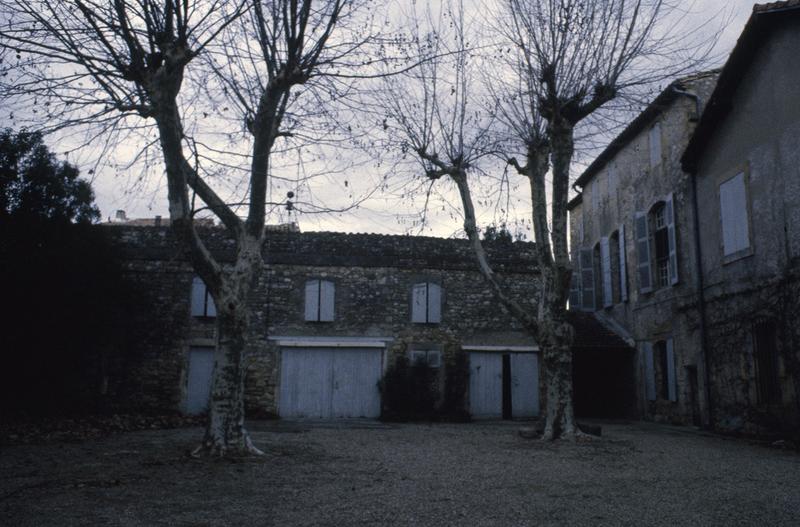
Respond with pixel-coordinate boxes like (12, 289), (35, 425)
(539, 318), (577, 440)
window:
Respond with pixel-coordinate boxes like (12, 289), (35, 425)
(649, 122), (662, 169)
(608, 231), (621, 305)
(593, 242), (604, 309)
(190, 276), (216, 318)
(635, 194), (678, 293)
(410, 347), (442, 368)
(411, 282), (442, 323)
(305, 279), (335, 322)
(617, 224), (628, 302)
(644, 339), (677, 402)
(579, 248), (595, 311)
(753, 320), (781, 404)
(600, 236), (613, 308)
(719, 172), (751, 257)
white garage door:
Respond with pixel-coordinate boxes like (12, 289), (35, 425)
(469, 352), (539, 419)
(279, 347), (383, 419)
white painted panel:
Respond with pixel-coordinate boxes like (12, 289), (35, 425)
(304, 280), (320, 321)
(186, 348), (215, 415)
(720, 173), (750, 255)
(411, 283), (428, 323)
(510, 353), (539, 418)
(319, 280), (335, 322)
(600, 236), (613, 307)
(469, 352), (503, 418)
(279, 347), (382, 419)
(427, 283), (442, 323)
(643, 342), (656, 401)
(331, 349), (382, 418)
(666, 338), (677, 402)
(635, 212), (653, 293)
(190, 277), (206, 317)
(619, 223), (628, 302)
(279, 348), (333, 418)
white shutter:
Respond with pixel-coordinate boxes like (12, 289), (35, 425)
(191, 277), (207, 317)
(649, 122), (661, 169)
(600, 236), (613, 308)
(569, 269), (582, 310)
(579, 248), (595, 311)
(719, 173), (750, 256)
(206, 290), (217, 317)
(304, 280), (320, 321)
(411, 283), (428, 323)
(619, 223), (628, 302)
(427, 283), (442, 323)
(665, 193), (679, 285)
(319, 280), (335, 322)
(635, 212), (653, 293)
(666, 338), (677, 402)
(643, 342), (656, 401)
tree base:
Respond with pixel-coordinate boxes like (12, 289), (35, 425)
(190, 428), (264, 458)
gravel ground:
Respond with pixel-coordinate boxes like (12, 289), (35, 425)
(1, 420), (798, 526)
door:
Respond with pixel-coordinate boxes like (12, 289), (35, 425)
(469, 352), (503, 418)
(510, 353), (539, 418)
(186, 347), (214, 415)
(278, 347), (383, 419)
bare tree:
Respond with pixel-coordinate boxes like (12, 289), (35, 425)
(378, 0), (717, 439)
(0, 0), (375, 455)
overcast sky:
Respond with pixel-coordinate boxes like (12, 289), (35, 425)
(6, 1), (755, 237)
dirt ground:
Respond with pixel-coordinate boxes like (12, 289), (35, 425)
(1, 420), (799, 526)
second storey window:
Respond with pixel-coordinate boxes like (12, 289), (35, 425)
(635, 193), (678, 294)
(190, 276), (217, 318)
(411, 282), (442, 324)
(305, 279), (335, 322)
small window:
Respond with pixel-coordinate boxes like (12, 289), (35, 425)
(305, 279), (335, 322)
(649, 122), (662, 169)
(410, 348), (441, 368)
(719, 172), (750, 257)
(647, 339), (677, 402)
(411, 282), (442, 324)
(190, 276), (217, 318)
(636, 195), (678, 293)
(753, 320), (781, 404)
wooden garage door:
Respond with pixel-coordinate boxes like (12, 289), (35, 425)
(278, 347), (383, 419)
(469, 352), (539, 419)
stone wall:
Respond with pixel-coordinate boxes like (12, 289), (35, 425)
(104, 226), (540, 415)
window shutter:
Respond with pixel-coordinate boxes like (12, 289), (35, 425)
(719, 173), (750, 256)
(206, 290), (217, 317)
(635, 212), (653, 293)
(665, 193), (679, 285)
(649, 122), (661, 169)
(600, 236), (613, 307)
(569, 269), (582, 310)
(619, 223), (628, 302)
(411, 283), (428, 323)
(304, 280), (320, 321)
(427, 283), (442, 323)
(643, 342), (656, 401)
(666, 338), (677, 402)
(319, 280), (335, 322)
(191, 277), (207, 317)
(579, 248), (595, 311)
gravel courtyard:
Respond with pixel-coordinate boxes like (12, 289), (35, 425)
(1, 420), (798, 526)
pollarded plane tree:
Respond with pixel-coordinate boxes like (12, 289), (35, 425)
(379, 0), (717, 439)
(0, 0), (377, 455)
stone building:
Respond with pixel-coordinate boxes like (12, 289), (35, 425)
(106, 225), (546, 420)
(569, 1), (800, 436)
(681, 1), (800, 435)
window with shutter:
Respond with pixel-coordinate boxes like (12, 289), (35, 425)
(411, 282), (441, 323)
(665, 338), (677, 402)
(665, 194), (679, 285)
(569, 268), (582, 311)
(618, 224), (628, 302)
(305, 279), (335, 322)
(719, 172), (751, 257)
(643, 342), (656, 401)
(190, 276), (216, 318)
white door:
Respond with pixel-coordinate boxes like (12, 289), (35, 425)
(279, 347), (383, 419)
(186, 347), (214, 415)
(469, 352), (503, 418)
(510, 353), (539, 418)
